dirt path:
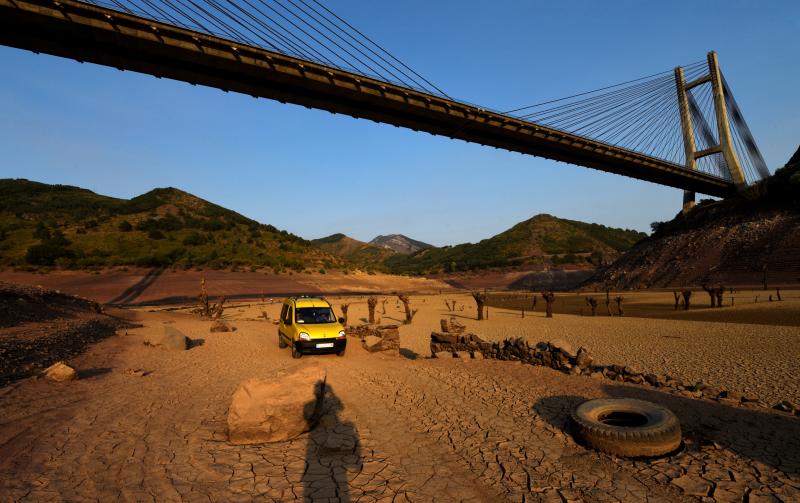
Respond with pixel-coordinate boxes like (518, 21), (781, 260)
(1, 310), (798, 502)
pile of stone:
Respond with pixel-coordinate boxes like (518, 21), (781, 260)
(429, 333), (800, 416)
(348, 324), (400, 354)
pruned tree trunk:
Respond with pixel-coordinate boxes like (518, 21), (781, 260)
(398, 295), (416, 324)
(381, 298), (388, 314)
(367, 296), (377, 324)
(776, 288), (782, 301)
(605, 289), (612, 316)
(701, 284), (716, 308)
(340, 304), (349, 326)
(542, 291), (556, 318)
(614, 296), (624, 316)
(531, 295), (537, 312)
(211, 295), (226, 320)
(198, 278), (211, 318)
(471, 291), (486, 321)
(715, 287), (725, 308)
(681, 290), (692, 310)
(673, 291), (680, 311)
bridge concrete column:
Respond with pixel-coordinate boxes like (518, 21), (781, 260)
(674, 66), (697, 213)
(707, 51), (747, 190)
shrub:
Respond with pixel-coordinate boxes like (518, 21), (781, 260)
(25, 243), (75, 266)
(148, 229), (166, 240)
(118, 220), (133, 232)
(182, 232), (206, 246)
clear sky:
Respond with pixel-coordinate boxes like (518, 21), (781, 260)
(1, 0), (798, 246)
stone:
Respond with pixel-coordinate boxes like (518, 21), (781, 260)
(590, 372), (604, 380)
(210, 320), (235, 333)
(575, 347), (592, 369)
(472, 351), (484, 360)
(671, 475), (712, 497)
(454, 351), (471, 361)
(364, 334), (399, 353)
(43, 361), (77, 382)
(145, 326), (188, 350)
(548, 339), (576, 358)
(772, 400), (796, 413)
(227, 365), (325, 445)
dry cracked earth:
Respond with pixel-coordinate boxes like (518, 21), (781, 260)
(1, 307), (799, 502)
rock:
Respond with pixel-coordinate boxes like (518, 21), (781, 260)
(125, 368), (147, 377)
(227, 365), (325, 445)
(772, 400), (796, 413)
(454, 351), (471, 360)
(472, 351), (484, 360)
(590, 372), (604, 380)
(575, 347), (592, 369)
(145, 326), (188, 350)
(43, 362), (77, 382)
(363, 335), (383, 351)
(548, 339), (575, 358)
(210, 320), (235, 333)
(363, 334), (399, 354)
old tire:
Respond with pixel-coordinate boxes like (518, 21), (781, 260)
(291, 344), (302, 359)
(570, 398), (681, 457)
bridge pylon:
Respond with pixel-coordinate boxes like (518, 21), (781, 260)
(674, 51), (746, 213)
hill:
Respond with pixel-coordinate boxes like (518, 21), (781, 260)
(311, 233), (394, 266)
(369, 234), (432, 255)
(587, 147), (800, 288)
(384, 214), (646, 275)
(0, 179), (333, 271)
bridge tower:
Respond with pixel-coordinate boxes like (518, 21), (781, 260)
(674, 51), (746, 212)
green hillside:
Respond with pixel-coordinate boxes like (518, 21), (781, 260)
(0, 179), (333, 271)
(384, 214), (646, 275)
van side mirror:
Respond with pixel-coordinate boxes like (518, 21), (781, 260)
(338, 317), (345, 324)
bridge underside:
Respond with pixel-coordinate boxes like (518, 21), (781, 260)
(0, 0), (735, 198)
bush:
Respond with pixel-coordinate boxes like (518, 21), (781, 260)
(319, 268), (326, 274)
(25, 243), (75, 266)
(118, 220), (133, 232)
(182, 232), (206, 246)
(148, 229), (166, 240)
(33, 222), (51, 240)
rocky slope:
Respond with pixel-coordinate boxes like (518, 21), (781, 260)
(310, 233), (394, 267)
(588, 149), (800, 289)
(369, 234), (432, 255)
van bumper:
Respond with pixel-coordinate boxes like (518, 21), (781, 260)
(295, 337), (346, 354)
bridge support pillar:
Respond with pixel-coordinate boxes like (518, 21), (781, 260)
(674, 67), (697, 213)
(707, 51), (746, 190)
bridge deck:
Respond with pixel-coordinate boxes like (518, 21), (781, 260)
(0, 0), (734, 197)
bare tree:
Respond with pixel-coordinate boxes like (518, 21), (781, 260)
(605, 289), (612, 316)
(531, 294), (538, 312)
(198, 278), (211, 318)
(381, 298), (388, 314)
(398, 295), (417, 324)
(701, 284), (716, 308)
(614, 296), (624, 316)
(471, 291), (487, 321)
(340, 304), (350, 326)
(714, 286), (725, 308)
(672, 290), (681, 311)
(367, 296), (377, 324)
(585, 296), (598, 316)
(776, 287), (782, 301)
(542, 291), (556, 318)
(211, 295), (226, 320)
(681, 290), (692, 310)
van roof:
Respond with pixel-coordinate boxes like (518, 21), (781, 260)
(290, 297), (330, 308)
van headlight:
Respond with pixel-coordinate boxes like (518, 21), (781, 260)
(298, 332), (311, 341)
(337, 330), (346, 339)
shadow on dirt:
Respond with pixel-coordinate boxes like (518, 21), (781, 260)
(77, 367), (113, 379)
(303, 382), (361, 502)
(400, 348), (418, 360)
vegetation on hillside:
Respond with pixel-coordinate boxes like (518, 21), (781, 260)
(384, 214), (646, 275)
(0, 179), (331, 271)
(311, 233), (393, 270)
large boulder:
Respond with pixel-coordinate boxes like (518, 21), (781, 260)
(145, 326), (188, 350)
(43, 361), (77, 382)
(227, 365), (326, 445)
(548, 339), (576, 358)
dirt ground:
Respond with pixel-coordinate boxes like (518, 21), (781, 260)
(1, 291), (799, 502)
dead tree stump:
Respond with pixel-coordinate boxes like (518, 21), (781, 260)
(340, 304), (350, 326)
(471, 291), (487, 321)
(681, 290), (692, 310)
(542, 291), (556, 318)
(198, 278), (211, 318)
(614, 296), (624, 316)
(714, 286), (725, 308)
(398, 295), (417, 324)
(673, 291), (680, 311)
(585, 297), (598, 316)
(367, 296), (377, 324)
(701, 284), (716, 308)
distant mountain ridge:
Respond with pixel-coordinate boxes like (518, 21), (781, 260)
(310, 233), (394, 264)
(369, 234), (432, 255)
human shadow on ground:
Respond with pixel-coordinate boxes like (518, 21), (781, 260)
(303, 381), (361, 502)
(76, 367), (113, 379)
(107, 267), (165, 305)
(533, 387), (800, 473)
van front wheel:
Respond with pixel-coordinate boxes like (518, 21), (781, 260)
(278, 333), (288, 349)
(291, 344), (303, 359)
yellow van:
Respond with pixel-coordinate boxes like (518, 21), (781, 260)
(278, 296), (346, 358)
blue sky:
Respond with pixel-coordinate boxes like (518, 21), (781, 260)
(1, 0), (798, 246)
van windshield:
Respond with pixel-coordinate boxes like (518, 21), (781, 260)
(295, 307), (336, 324)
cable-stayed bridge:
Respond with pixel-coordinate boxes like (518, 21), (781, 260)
(0, 0), (769, 204)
